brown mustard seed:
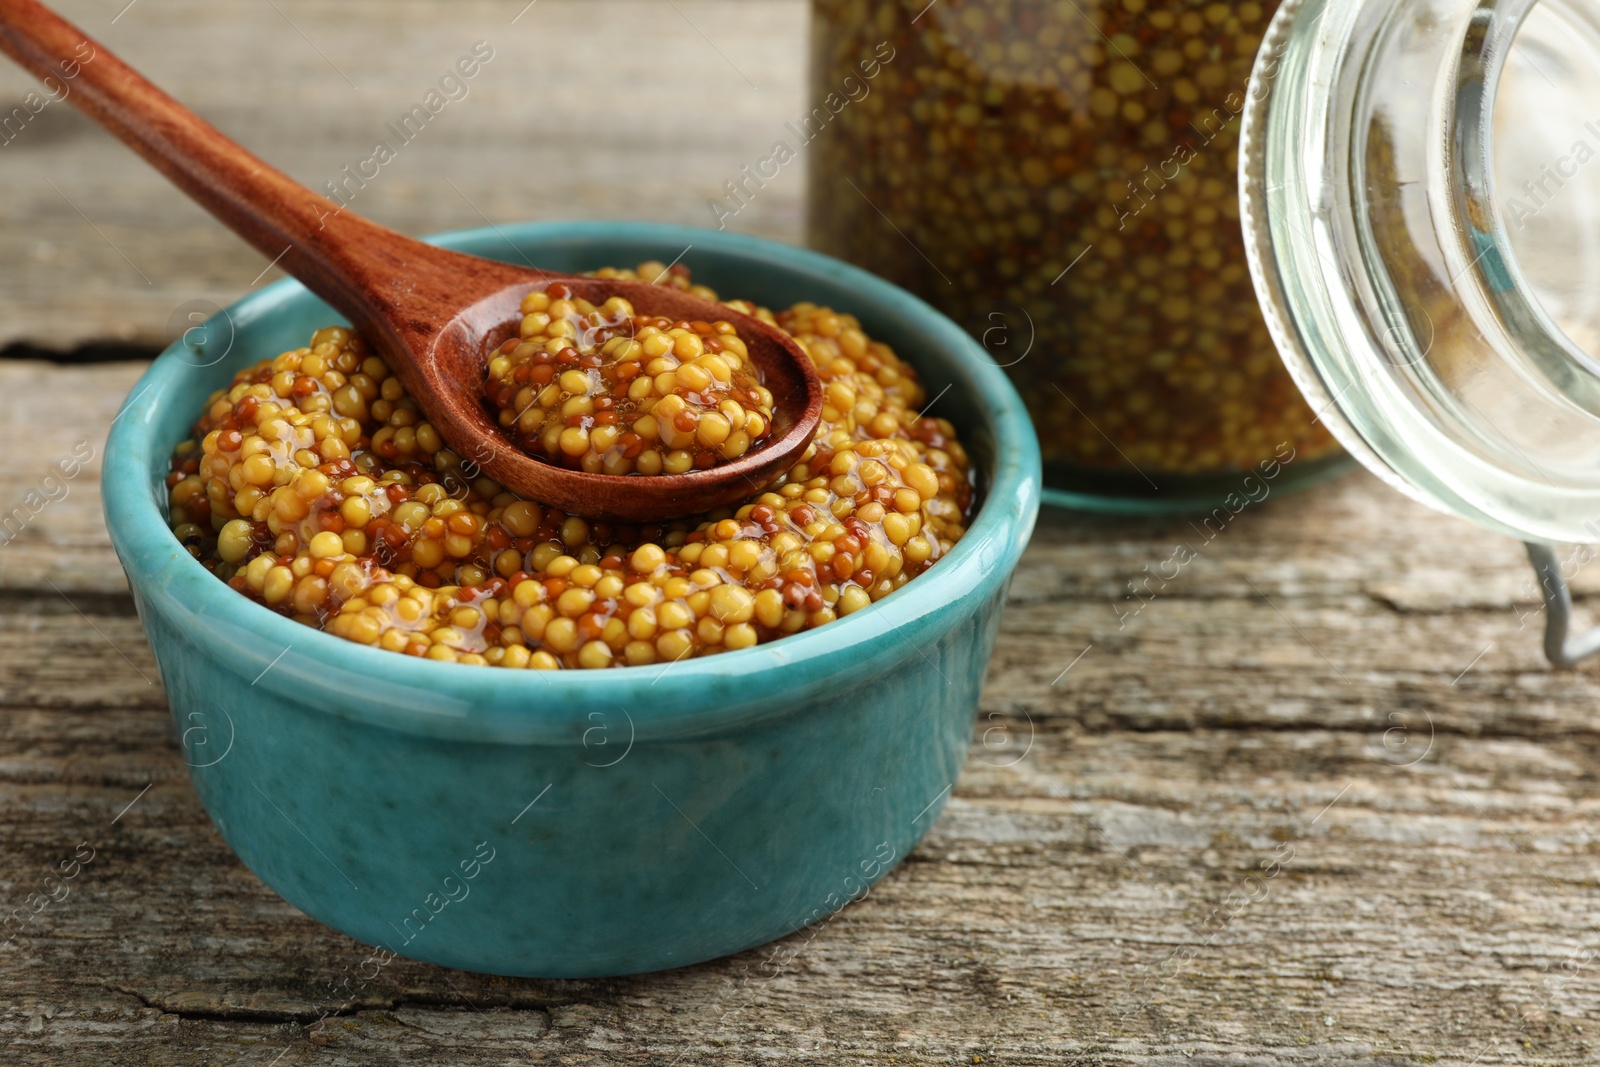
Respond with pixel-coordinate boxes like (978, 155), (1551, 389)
(166, 264), (974, 670)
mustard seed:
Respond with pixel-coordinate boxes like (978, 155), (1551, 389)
(166, 264), (974, 669)
(808, 0), (1339, 483)
(484, 282), (776, 476)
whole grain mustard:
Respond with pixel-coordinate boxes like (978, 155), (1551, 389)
(484, 284), (776, 476)
(167, 264), (974, 670)
(808, 0), (1340, 479)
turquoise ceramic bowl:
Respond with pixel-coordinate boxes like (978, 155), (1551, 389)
(102, 222), (1040, 978)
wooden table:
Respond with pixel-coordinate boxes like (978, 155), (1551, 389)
(4, 3), (1599, 1064)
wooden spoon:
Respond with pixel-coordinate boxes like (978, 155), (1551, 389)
(0, 0), (822, 523)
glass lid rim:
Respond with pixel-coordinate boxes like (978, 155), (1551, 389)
(1239, 0), (1600, 545)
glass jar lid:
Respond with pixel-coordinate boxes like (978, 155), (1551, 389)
(1241, 0), (1600, 543)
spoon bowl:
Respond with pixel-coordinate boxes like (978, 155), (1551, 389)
(0, 0), (821, 522)
(354, 249), (823, 521)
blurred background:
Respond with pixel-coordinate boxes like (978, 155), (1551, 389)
(0, 0), (808, 355)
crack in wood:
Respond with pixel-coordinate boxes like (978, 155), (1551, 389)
(103, 982), (558, 1026)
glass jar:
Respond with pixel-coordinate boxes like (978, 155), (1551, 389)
(807, 0), (1349, 511)
(1241, 0), (1600, 546)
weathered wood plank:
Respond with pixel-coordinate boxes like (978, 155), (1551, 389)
(0, 362), (142, 598)
(5, 710), (1600, 1065)
(10, 366), (1600, 743)
(5, 365), (1600, 1064)
(0, 0), (809, 352)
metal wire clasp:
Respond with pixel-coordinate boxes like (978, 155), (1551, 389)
(1526, 543), (1600, 667)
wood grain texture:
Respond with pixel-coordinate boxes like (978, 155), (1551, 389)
(5, 3), (1600, 1064)
(0, 0), (808, 352)
(4, 366), (1600, 1066)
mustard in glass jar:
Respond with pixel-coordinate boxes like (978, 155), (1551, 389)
(807, 0), (1348, 510)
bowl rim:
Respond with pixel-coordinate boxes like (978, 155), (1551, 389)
(102, 221), (1040, 738)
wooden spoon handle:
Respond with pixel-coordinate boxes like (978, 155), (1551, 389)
(0, 0), (399, 318)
